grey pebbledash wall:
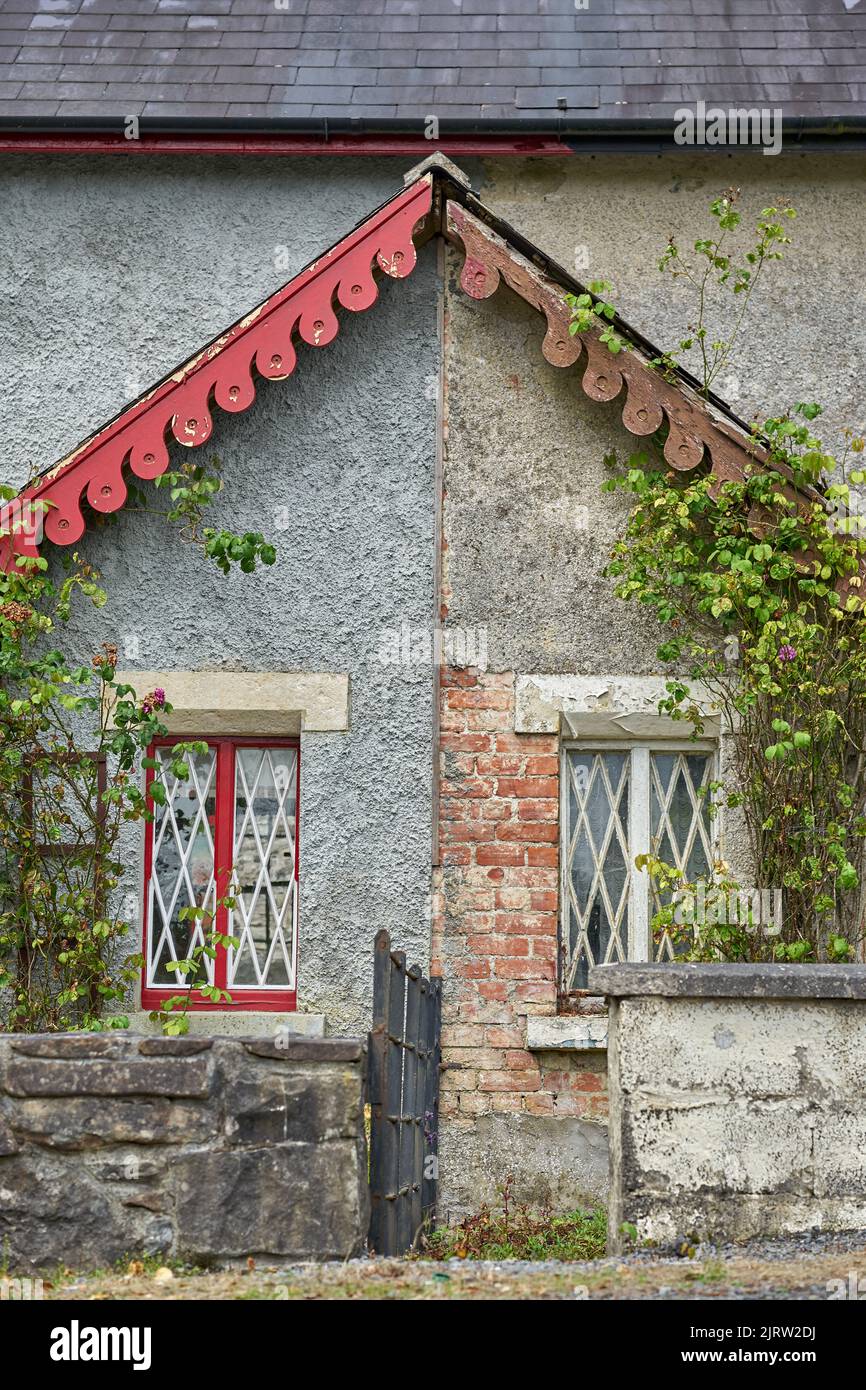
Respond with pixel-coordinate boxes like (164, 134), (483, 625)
(0, 155), (440, 1035)
(5, 149), (866, 1215)
(0, 1032), (369, 1271)
(594, 964), (866, 1251)
(71, 260), (439, 1033)
(0, 154), (447, 493)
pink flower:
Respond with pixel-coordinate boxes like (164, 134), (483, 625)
(141, 687), (166, 717)
(777, 644), (797, 663)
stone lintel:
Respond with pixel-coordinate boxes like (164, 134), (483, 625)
(514, 674), (722, 738)
(110, 671), (349, 735)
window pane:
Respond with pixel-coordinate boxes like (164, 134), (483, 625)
(563, 750), (629, 990)
(229, 747), (298, 989)
(147, 749), (217, 987)
(650, 750), (714, 961)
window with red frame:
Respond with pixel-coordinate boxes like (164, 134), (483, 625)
(142, 738), (299, 1011)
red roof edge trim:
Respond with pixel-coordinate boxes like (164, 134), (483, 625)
(0, 175), (433, 573)
(0, 135), (568, 158)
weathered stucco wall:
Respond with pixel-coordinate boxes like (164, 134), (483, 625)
(435, 151), (866, 1216)
(443, 253), (661, 677)
(595, 963), (866, 1250)
(475, 154), (866, 444)
(0, 1033), (369, 1272)
(0, 155), (439, 1034)
(444, 150), (866, 676)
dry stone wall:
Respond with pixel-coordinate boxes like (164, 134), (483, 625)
(0, 1033), (368, 1272)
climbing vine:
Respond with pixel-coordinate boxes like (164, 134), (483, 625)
(576, 192), (866, 962)
(0, 458), (275, 1032)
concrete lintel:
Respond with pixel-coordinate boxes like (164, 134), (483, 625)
(526, 1015), (608, 1051)
(111, 671), (349, 735)
(514, 674), (723, 738)
(590, 962), (866, 1001)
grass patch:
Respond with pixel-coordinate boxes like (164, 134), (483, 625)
(418, 1181), (607, 1262)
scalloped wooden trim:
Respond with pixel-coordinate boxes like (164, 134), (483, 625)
(445, 199), (770, 488)
(445, 199), (864, 603)
(0, 176), (433, 572)
(3, 175), (854, 603)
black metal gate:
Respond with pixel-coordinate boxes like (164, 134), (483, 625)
(368, 929), (442, 1256)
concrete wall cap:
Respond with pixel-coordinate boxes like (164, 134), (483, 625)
(403, 153), (472, 188)
(589, 962), (866, 1000)
(118, 1011), (326, 1039)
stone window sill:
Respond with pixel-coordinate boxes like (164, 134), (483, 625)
(525, 1013), (608, 1052)
(116, 1011), (327, 1039)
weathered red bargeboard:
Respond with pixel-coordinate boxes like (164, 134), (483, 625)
(0, 177), (432, 573)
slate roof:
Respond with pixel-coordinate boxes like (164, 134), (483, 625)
(0, 0), (865, 125)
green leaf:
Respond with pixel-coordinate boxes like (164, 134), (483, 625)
(839, 863), (859, 891)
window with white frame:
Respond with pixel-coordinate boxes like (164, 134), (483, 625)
(561, 742), (716, 990)
(142, 738), (299, 1011)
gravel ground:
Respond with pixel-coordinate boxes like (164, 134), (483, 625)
(42, 1230), (866, 1301)
(694, 1228), (866, 1263)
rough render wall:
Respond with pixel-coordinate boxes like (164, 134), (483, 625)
(608, 995), (866, 1249)
(475, 154), (866, 443)
(434, 151), (866, 1215)
(0, 155), (439, 1035)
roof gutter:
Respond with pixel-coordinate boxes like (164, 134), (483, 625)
(1, 114), (865, 156)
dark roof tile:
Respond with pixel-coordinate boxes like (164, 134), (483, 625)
(227, 99), (299, 114)
(53, 98), (134, 111)
(0, 96), (56, 111)
(515, 84), (600, 108)
(143, 100), (229, 114)
(215, 62), (285, 82)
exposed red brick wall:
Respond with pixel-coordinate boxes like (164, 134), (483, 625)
(431, 667), (608, 1132)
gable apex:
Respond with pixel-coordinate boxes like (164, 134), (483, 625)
(1, 164), (789, 573)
